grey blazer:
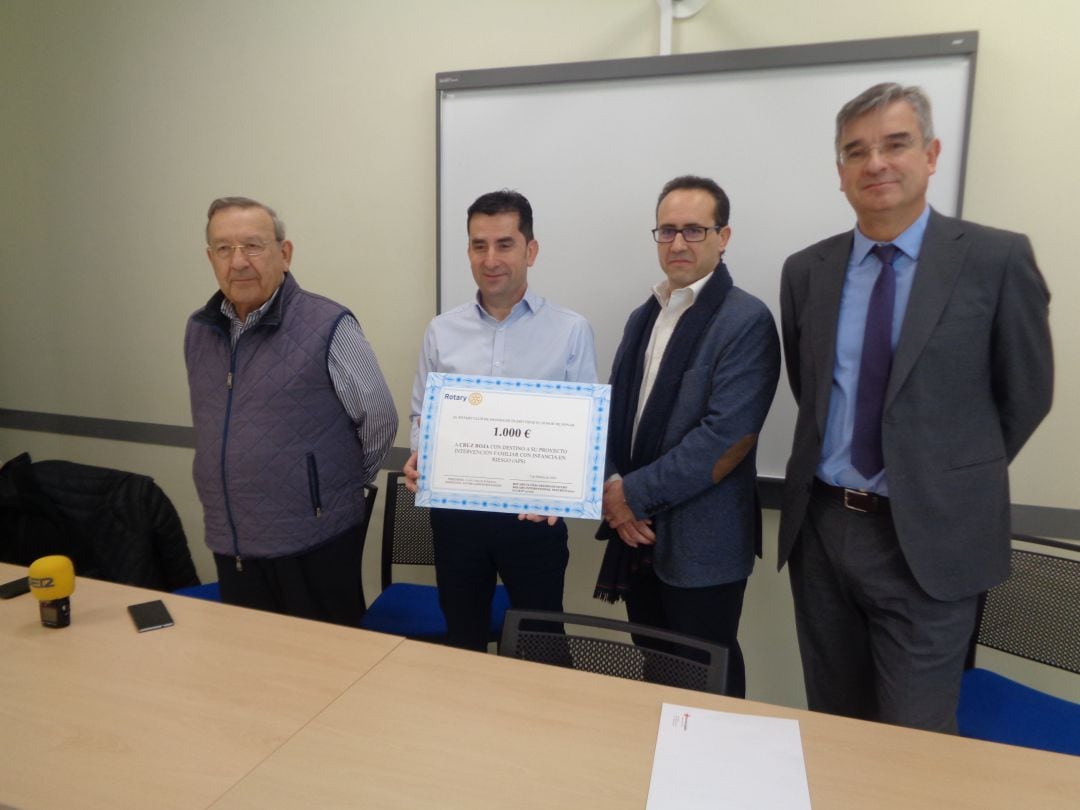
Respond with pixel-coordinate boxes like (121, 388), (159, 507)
(778, 210), (1053, 601)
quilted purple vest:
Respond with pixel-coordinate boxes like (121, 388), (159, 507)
(185, 273), (367, 559)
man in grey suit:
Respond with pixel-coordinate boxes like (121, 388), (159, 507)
(596, 175), (780, 698)
(779, 83), (1053, 731)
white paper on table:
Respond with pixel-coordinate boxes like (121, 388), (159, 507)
(646, 702), (812, 809)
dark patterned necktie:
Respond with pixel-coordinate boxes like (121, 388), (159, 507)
(851, 243), (898, 478)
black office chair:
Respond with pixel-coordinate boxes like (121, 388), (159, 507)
(360, 471), (510, 640)
(499, 608), (731, 696)
(175, 483), (378, 607)
(957, 534), (1080, 756)
(1, 453), (199, 591)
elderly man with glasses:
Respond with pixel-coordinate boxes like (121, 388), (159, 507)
(594, 175), (780, 698)
(185, 196), (397, 626)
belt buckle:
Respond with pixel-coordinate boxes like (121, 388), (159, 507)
(842, 488), (873, 513)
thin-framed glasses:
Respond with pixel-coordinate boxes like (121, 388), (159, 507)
(209, 240), (274, 260)
(838, 135), (920, 167)
(651, 225), (722, 243)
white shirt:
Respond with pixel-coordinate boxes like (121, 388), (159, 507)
(632, 271), (713, 450)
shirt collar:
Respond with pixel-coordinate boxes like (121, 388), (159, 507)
(852, 204), (931, 264)
(471, 286), (540, 321)
(652, 269), (713, 309)
(221, 285), (281, 326)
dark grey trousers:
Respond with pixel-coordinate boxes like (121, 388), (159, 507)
(788, 488), (978, 732)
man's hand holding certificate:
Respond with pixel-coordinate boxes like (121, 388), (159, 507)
(415, 373), (610, 519)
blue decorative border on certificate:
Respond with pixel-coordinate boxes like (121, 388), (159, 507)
(416, 373), (610, 519)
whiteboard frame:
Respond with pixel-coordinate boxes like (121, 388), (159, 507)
(435, 31), (978, 487)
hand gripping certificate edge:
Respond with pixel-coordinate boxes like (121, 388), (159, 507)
(415, 372), (610, 519)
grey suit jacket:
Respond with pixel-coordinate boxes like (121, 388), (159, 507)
(777, 210), (1053, 600)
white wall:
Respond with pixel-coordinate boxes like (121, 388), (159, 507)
(2, 0), (1077, 708)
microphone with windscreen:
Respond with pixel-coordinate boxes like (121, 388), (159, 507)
(28, 555), (75, 628)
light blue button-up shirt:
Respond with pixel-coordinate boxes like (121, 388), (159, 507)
(817, 205), (931, 495)
(410, 287), (598, 449)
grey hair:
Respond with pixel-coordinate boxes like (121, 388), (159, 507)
(205, 196), (286, 242)
(835, 83), (935, 158)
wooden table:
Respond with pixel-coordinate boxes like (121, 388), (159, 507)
(4, 563), (1077, 809)
(0, 563), (403, 810)
(213, 639), (1080, 809)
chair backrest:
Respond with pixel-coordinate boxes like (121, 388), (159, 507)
(972, 535), (1080, 675)
(380, 471), (435, 591)
(499, 608), (731, 696)
(1, 455), (200, 591)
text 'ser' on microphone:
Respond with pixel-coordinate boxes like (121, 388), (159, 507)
(28, 555), (76, 628)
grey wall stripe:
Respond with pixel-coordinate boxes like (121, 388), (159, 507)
(2, 408), (1076, 541)
(758, 478), (1078, 542)
(1, 408), (196, 448)
(0, 408), (414, 472)
(1011, 506), (1080, 545)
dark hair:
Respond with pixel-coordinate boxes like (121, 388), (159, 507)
(656, 175), (730, 227)
(467, 189), (534, 241)
(835, 83), (934, 157)
(205, 196), (286, 242)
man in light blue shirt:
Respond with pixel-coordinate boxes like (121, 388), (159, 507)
(404, 189), (598, 650)
(815, 206), (927, 497)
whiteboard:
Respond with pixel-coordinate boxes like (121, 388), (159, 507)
(437, 33), (977, 481)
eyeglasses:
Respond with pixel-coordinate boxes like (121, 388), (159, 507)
(651, 226), (722, 243)
(209, 240), (275, 260)
(838, 135), (920, 167)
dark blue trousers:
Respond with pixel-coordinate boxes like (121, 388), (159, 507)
(626, 566), (748, 698)
(430, 508), (568, 651)
(214, 523), (366, 627)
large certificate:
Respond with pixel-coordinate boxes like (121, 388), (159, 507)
(415, 373), (610, 519)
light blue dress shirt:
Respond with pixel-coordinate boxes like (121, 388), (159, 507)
(817, 205), (931, 495)
(410, 287), (598, 449)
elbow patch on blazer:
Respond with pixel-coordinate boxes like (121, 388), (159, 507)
(712, 434), (758, 484)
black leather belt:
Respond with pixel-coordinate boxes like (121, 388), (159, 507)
(812, 479), (890, 514)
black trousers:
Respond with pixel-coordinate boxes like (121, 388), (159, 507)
(626, 566), (748, 698)
(430, 508), (569, 651)
(214, 523), (366, 627)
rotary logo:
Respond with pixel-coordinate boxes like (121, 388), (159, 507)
(468, 392), (483, 406)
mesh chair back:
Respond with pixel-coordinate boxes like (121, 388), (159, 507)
(500, 609), (730, 696)
(380, 471), (436, 590)
(974, 538), (1080, 674)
